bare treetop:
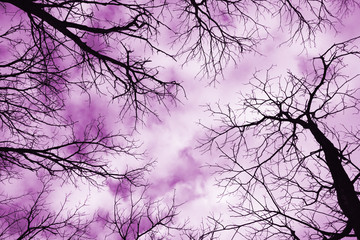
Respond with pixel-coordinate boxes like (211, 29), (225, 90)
(0, 0), (359, 239)
(1, 0), (182, 120)
(199, 37), (360, 239)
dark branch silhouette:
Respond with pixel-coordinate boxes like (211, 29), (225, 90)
(199, 36), (360, 239)
(0, 0), (165, 182)
(0, 0), (355, 181)
(1, 0), (182, 117)
(173, 0), (357, 82)
(0, 179), (93, 240)
(0, 0), (359, 239)
(98, 183), (185, 239)
(0, 114), (150, 184)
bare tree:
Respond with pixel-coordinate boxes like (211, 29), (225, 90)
(199, 37), (360, 239)
(0, 0), (182, 117)
(182, 214), (226, 240)
(0, 179), (93, 240)
(97, 181), (185, 240)
(173, 0), (357, 82)
(0, 0), (168, 183)
(0, 0), (355, 181)
(1, 1), (359, 239)
(0, 117), (152, 185)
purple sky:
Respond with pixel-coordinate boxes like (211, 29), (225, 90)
(1, 1), (360, 239)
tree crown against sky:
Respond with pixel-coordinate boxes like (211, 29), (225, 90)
(0, 0), (360, 239)
(196, 36), (360, 239)
(0, 0), (349, 184)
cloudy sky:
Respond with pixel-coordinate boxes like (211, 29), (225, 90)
(1, 1), (360, 239)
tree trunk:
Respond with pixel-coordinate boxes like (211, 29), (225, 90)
(308, 121), (360, 239)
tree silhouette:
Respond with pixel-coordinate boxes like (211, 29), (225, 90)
(98, 182), (185, 240)
(174, 0), (356, 81)
(0, 0), (169, 183)
(199, 37), (360, 239)
(1, 0), (359, 239)
(1, 0), (182, 116)
(0, 179), (93, 240)
(0, 0), (354, 181)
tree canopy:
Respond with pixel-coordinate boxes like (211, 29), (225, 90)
(0, 0), (359, 239)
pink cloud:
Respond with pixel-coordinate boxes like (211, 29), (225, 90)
(2, 1), (360, 239)
(106, 179), (131, 200)
(145, 146), (210, 206)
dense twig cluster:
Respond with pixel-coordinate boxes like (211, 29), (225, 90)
(99, 184), (185, 239)
(199, 37), (360, 239)
(0, 179), (93, 239)
(0, 0), (359, 239)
